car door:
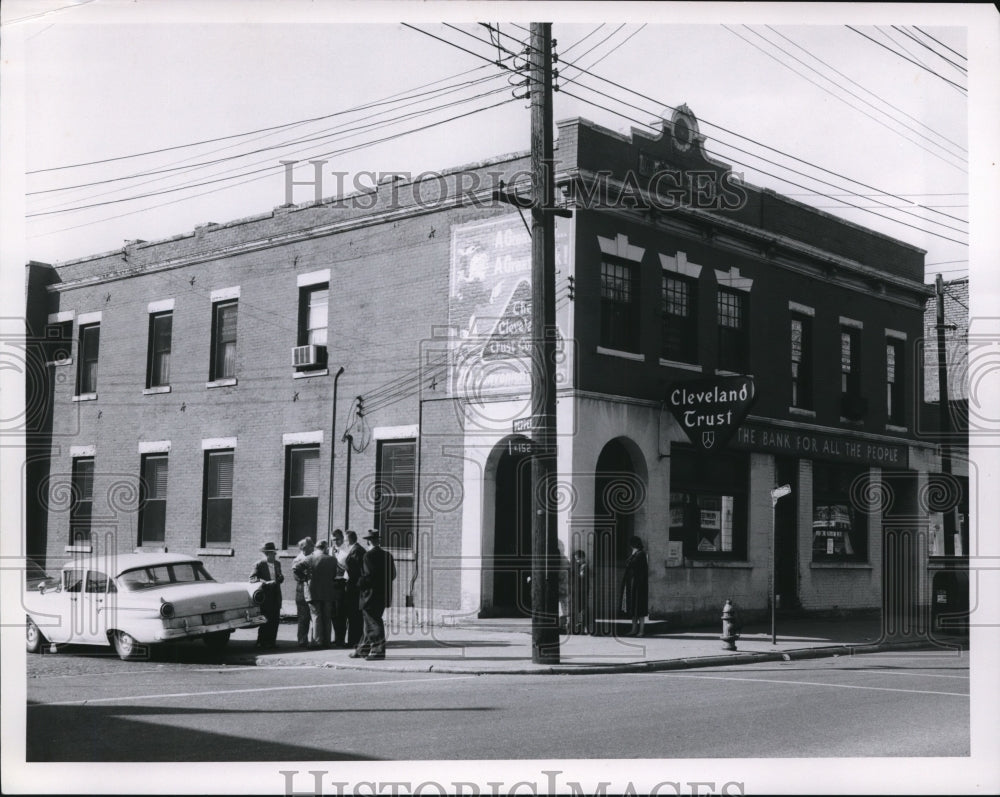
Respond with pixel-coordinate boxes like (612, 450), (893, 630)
(79, 569), (115, 644)
(44, 567), (86, 644)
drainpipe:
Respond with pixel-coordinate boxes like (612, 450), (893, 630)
(326, 366), (345, 546)
(406, 395), (423, 608)
(343, 433), (353, 531)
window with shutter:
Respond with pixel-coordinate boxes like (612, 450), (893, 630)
(375, 440), (416, 550)
(202, 450), (234, 546)
(139, 454), (169, 544)
(70, 457), (94, 544)
(284, 445), (320, 548)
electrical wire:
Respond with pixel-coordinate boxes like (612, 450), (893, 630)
(28, 91), (516, 218)
(726, 25), (966, 172)
(764, 25), (966, 156)
(845, 25), (966, 93)
(27, 65), (495, 175)
(891, 25), (967, 74)
(481, 22), (968, 235)
(29, 72), (507, 197)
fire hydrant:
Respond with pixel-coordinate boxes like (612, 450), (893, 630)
(721, 598), (742, 651)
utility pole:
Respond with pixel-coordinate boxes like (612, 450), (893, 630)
(529, 22), (560, 664)
(935, 274), (955, 556)
(493, 23), (565, 663)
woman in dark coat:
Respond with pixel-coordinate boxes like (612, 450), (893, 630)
(620, 536), (648, 637)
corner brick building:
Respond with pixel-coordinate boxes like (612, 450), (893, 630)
(25, 107), (949, 628)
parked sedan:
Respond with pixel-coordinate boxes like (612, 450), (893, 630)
(25, 553), (265, 660)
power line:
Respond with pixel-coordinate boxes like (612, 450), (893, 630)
(490, 22), (968, 225)
(578, 24), (646, 71)
(27, 64), (494, 175)
(27, 94), (517, 219)
(764, 25), (966, 156)
(726, 25), (966, 172)
(28, 73), (506, 199)
(912, 26), (967, 63)
(561, 24), (605, 55)
(891, 25), (967, 74)
(557, 85), (968, 246)
(845, 25), (966, 93)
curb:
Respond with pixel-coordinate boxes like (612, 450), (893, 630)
(243, 637), (958, 675)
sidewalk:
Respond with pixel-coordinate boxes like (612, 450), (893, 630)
(230, 610), (966, 674)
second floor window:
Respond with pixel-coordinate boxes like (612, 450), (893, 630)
(210, 301), (238, 380)
(790, 315), (813, 410)
(600, 260), (639, 352)
(717, 288), (747, 373)
(662, 274), (698, 363)
(886, 338), (905, 425)
(299, 284), (329, 348)
(76, 324), (100, 394)
(147, 312), (173, 388)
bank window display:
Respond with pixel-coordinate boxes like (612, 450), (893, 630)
(669, 446), (748, 559)
(812, 462), (868, 562)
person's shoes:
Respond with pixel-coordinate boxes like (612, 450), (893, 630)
(349, 650), (370, 659)
(366, 652), (385, 660)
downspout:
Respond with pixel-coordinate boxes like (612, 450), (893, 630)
(406, 395), (423, 608)
(343, 433), (353, 531)
(326, 366), (345, 545)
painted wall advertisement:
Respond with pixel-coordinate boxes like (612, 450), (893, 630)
(449, 213), (572, 399)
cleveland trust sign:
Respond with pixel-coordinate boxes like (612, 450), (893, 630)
(667, 375), (757, 453)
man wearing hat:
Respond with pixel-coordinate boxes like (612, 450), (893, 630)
(350, 529), (396, 660)
(249, 542), (284, 649)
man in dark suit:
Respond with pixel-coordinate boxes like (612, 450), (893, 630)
(249, 542), (284, 649)
(305, 540), (338, 648)
(342, 530), (365, 648)
(349, 529), (396, 661)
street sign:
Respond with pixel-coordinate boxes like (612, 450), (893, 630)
(771, 484), (792, 502)
(508, 439), (535, 456)
(513, 415), (543, 434)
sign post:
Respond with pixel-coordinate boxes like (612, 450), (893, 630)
(770, 483), (792, 645)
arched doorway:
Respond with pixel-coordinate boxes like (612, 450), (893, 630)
(482, 437), (533, 617)
(592, 438), (647, 630)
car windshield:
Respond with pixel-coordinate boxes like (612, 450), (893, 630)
(117, 562), (217, 591)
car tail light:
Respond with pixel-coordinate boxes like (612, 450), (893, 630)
(159, 601), (175, 619)
(252, 589), (265, 605)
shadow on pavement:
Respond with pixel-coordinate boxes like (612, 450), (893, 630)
(27, 702), (381, 762)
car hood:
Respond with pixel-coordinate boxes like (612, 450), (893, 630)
(123, 582), (255, 615)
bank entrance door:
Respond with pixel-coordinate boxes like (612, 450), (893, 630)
(489, 445), (533, 616)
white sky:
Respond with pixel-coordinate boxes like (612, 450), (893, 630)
(6, 5), (980, 281)
(2, 2), (999, 795)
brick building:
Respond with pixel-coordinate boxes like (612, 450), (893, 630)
(25, 106), (945, 627)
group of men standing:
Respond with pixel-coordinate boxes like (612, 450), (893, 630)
(250, 528), (396, 660)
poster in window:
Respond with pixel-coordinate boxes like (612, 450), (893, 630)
(812, 503), (854, 557)
(721, 495), (734, 552)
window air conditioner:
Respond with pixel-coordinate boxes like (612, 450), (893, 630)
(292, 344), (325, 368)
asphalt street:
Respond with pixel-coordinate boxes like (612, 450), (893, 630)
(26, 648), (969, 761)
